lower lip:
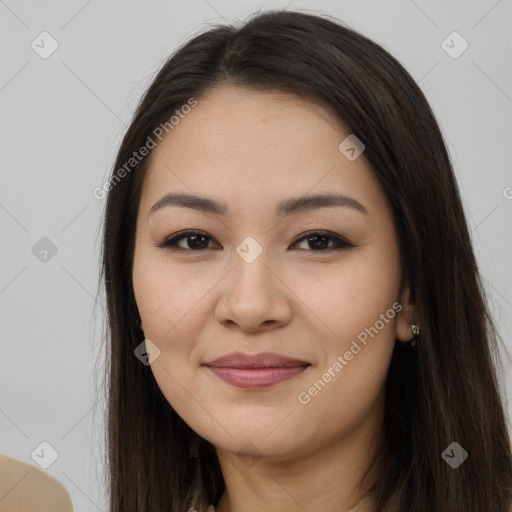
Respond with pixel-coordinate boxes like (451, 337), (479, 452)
(205, 365), (309, 389)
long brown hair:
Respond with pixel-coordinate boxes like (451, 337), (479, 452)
(97, 9), (512, 511)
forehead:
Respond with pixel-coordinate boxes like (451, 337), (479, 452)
(140, 85), (386, 218)
(149, 85), (349, 167)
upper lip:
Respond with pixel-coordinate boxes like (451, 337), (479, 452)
(203, 352), (311, 368)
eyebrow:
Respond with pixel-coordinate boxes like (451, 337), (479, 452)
(148, 192), (370, 218)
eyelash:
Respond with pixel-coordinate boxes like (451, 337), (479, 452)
(155, 229), (355, 253)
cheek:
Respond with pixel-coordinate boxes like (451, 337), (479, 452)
(289, 253), (400, 342)
(132, 258), (211, 420)
(133, 251), (213, 344)
(291, 278), (398, 445)
(289, 252), (400, 406)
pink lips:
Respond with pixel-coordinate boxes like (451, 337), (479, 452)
(203, 352), (311, 389)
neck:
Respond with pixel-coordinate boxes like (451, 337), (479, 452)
(213, 399), (384, 512)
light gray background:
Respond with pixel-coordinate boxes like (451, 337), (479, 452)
(1, 1), (511, 510)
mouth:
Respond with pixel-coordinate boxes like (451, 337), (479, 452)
(203, 352), (312, 389)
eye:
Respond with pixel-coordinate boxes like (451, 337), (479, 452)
(155, 230), (220, 251)
(290, 230), (354, 251)
(156, 229), (354, 252)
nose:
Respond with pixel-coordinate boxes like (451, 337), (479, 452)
(214, 251), (293, 334)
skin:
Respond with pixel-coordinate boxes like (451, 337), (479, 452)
(132, 85), (417, 512)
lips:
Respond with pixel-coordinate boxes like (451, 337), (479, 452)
(203, 352), (311, 389)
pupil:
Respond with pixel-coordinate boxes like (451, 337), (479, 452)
(309, 235), (329, 250)
(189, 235), (208, 249)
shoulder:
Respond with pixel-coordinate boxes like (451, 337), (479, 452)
(0, 454), (73, 511)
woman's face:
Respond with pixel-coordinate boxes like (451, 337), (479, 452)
(132, 85), (412, 461)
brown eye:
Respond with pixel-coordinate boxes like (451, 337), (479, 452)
(290, 231), (354, 251)
(156, 230), (219, 251)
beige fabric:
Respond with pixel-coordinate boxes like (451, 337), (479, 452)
(0, 454), (73, 511)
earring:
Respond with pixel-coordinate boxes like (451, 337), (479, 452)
(410, 322), (420, 346)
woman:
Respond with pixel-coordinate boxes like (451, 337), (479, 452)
(98, 9), (512, 512)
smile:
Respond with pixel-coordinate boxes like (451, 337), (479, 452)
(203, 352), (311, 389)
(205, 365), (310, 389)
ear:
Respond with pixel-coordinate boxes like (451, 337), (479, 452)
(395, 284), (419, 343)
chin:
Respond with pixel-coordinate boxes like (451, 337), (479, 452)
(189, 412), (313, 461)
(209, 432), (303, 462)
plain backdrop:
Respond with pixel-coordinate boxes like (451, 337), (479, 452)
(1, 1), (511, 510)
